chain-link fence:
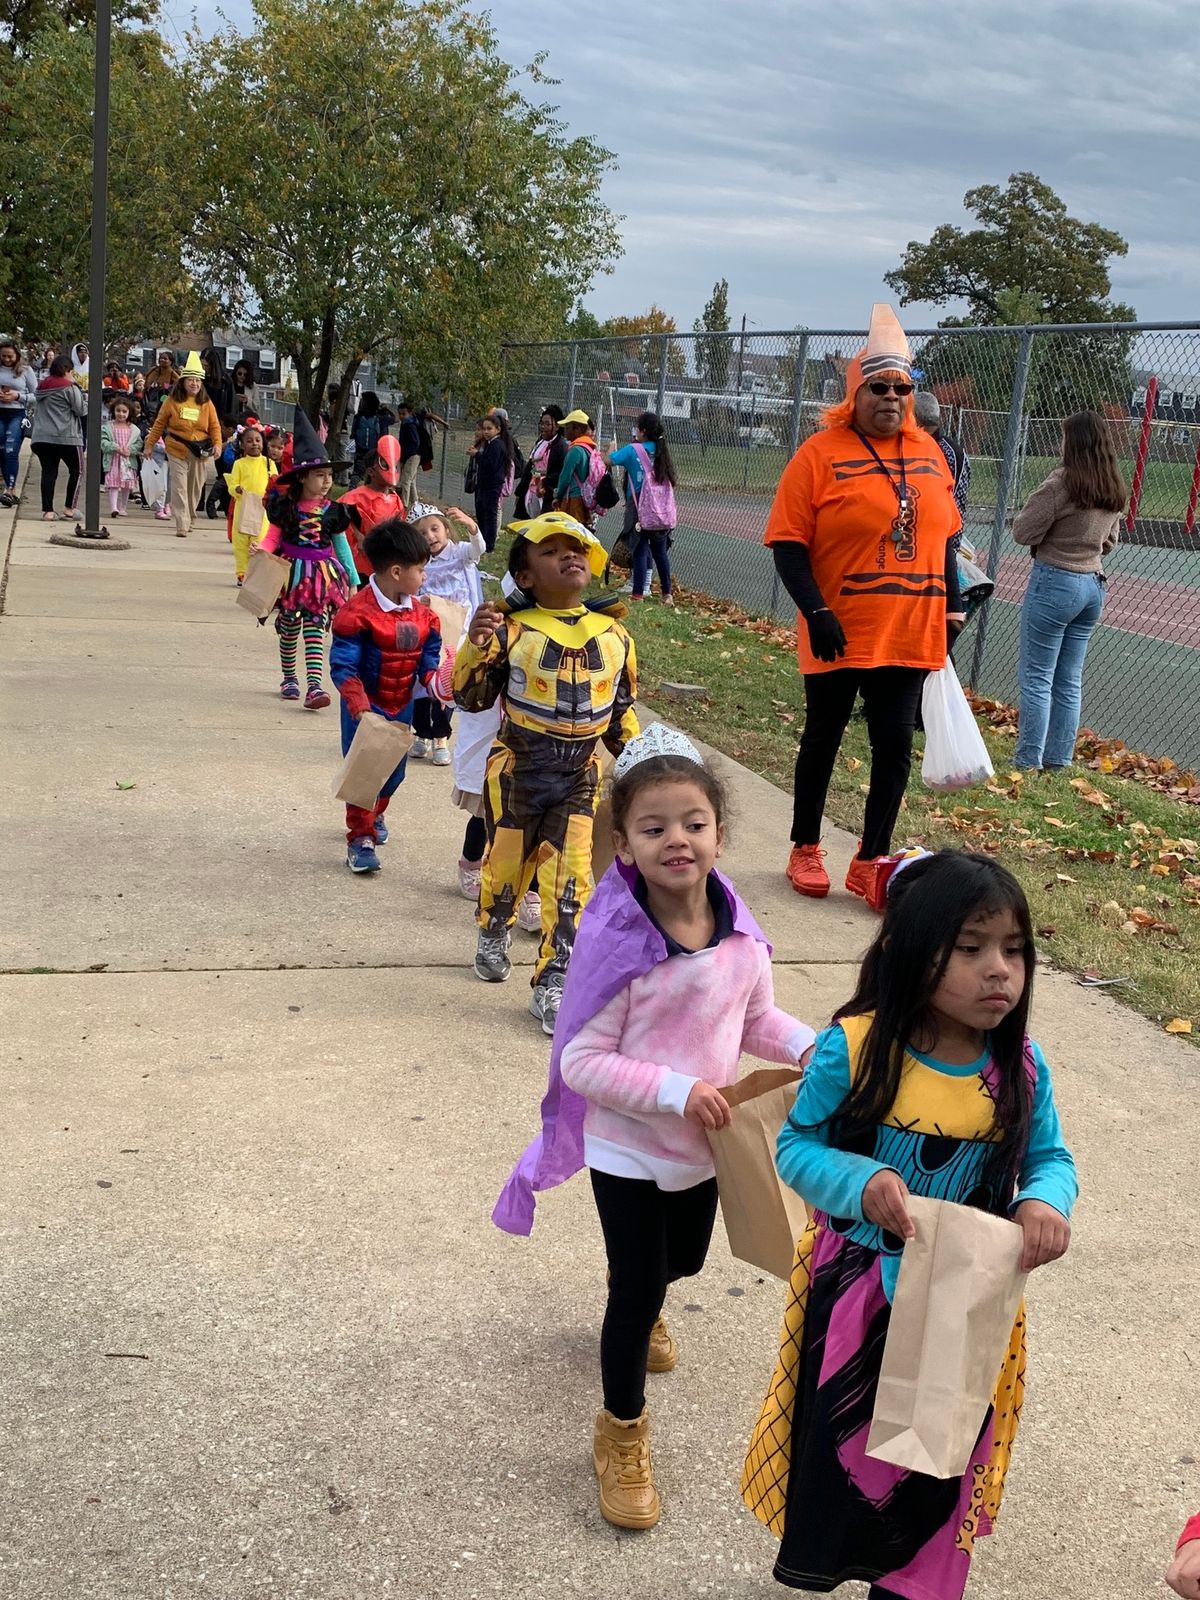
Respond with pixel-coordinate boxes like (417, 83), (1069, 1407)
(495, 322), (1200, 767)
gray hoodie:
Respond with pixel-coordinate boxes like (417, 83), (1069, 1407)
(0, 363), (38, 410)
(31, 380), (86, 446)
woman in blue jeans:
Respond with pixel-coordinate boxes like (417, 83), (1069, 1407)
(1012, 411), (1124, 769)
(0, 340), (38, 508)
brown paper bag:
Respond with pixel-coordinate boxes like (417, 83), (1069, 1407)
(236, 488), (265, 538)
(705, 1069), (809, 1281)
(236, 547), (290, 619)
(332, 713), (415, 808)
(427, 596), (468, 664)
(590, 744), (618, 882)
(866, 1193), (1027, 1479)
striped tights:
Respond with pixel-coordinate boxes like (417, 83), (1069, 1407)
(278, 617), (326, 686)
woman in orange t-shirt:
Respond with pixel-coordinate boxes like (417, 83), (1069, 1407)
(765, 305), (963, 902)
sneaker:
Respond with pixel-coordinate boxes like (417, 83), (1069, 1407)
(661, 594), (676, 607)
(154, 508), (170, 521)
(845, 852), (888, 907)
(618, 580), (634, 594)
(280, 677), (301, 701)
(430, 739), (451, 767)
(0, 492), (15, 508)
(785, 843), (830, 898)
(410, 738), (429, 760)
(593, 1408), (659, 1530)
(529, 971), (565, 1036)
(474, 929), (512, 983)
(516, 890), (542, 934)
(647, 1315), (678, 1374)
(346, 836), (381, 874)
(373, 815), (389, 846)
(458, 858), (482, 901)
(304, 684), (331, 711)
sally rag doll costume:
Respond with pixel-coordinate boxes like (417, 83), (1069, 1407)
(742, 1013), (1076, 1600)
(258, 408), (357, 711)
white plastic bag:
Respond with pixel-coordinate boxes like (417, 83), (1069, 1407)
(921, 662), (993, 791)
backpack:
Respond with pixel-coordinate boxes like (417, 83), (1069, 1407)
(415, 415), (434, 470)
(354, 413), (383, 456)
(579, 444), (619, 515)
(630, 442), (677, 531)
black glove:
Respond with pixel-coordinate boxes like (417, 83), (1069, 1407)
(805, 608), (847, 663)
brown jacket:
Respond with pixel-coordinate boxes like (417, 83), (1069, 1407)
(144, 394), (221, 462)
(1012, 467), (1120, 574)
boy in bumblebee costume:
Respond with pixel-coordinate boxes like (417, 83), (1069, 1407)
(453, 512), (639, 1035)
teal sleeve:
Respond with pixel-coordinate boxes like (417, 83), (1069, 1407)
(775, 1023), (891, 1220)
(332, 530), (359, 586)
(609, 444), (637, 470)
(1012, 1041), (1078, 1219)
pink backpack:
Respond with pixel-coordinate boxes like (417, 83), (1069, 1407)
(579, 445), (609, 511)
(631, 442), (677, 531)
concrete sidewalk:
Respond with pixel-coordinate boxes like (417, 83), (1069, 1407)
(0, 496), (1194, 1599)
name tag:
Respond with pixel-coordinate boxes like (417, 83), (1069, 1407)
(179, 404), (200, 421)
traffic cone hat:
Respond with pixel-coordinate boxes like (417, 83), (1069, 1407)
(180, 350), (206, 378)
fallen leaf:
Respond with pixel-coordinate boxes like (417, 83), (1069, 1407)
(115, 780), (137, 791)
(1097, 900), (1125, 927)
(844, 756), (862, 773)
(1036, 924), (1056, 938)
(1054, 873), (1077, 883)
(1043, 815), (1067, 828)
(1149, 863), (1171, 877)
(1164, 1017), (1192, 1035)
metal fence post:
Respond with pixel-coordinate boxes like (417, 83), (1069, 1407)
(655, 335), (669, 419)
(437, 383), (450, 500)
(566, 342), (578, 412)
(787, 331), (810, 457)
(968, 326), (1035, 690)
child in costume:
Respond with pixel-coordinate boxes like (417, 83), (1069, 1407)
(742, 850), (1077, 1600)
(470, 412), (516, 552)
(258, 406), (358, 711)
(453, 511), (639, 1034)
(224, 422), (277, 586)
(493, 725), (814, 1531)
(100, 395), (143, 518)
(330, 518), (450, 874)
(407, 500), (484, 768)
(340, 435), (405, 579)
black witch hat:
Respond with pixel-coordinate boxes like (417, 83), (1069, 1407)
(276, 403), (350, 482)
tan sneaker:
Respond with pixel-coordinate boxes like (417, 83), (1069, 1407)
(646, 1314), (677, 1373)
(593, 1408), (660, 1529)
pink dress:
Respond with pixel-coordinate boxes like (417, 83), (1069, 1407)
(104, 424), (138, 491)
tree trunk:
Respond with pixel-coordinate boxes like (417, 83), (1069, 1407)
(329, 355), (362, 443)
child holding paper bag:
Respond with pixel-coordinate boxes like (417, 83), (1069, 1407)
(743, 850), (1076, 1600)
(493, 726), (814, 1532)
(330, 519), (452, 875)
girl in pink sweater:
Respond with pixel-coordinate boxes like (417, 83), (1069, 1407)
(555, 724), (814, 1532)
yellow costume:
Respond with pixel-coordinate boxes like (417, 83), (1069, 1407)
(225, 456), (277, 579)
(453, 598), (638, 986)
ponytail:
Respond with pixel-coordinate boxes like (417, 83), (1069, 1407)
(636, 410), (677, 486)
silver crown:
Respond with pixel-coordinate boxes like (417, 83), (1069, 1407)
(613, 723), (704, 781)
(407, 501), (440, 523)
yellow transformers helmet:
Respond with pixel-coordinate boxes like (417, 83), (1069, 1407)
(506, 511), (609, 578)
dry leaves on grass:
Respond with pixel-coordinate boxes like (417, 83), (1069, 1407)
(1164, 1017), (1193, 1035)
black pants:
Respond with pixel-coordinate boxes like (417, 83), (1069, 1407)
(462, 813), (486, 863)
(32, 442), (81, 514)
(792, 666), (925, 859)
(590, 1169), (718, 1420)
(474, 492), (501, 553)
(412, 697), (452, 739)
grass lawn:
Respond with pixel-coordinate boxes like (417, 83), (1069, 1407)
(478, 533), (1198, 1039)
(966, 454), (1197, 521)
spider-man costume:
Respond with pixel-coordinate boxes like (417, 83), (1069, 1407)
(330, 580), (447, 842)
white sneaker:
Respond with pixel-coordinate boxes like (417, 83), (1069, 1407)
(516, 890), (542, 934)
(529, 971), (565, 1036)
(431, 739), (451, 767)
(458, 858), (482, 900)
(410, 737), (429, 760)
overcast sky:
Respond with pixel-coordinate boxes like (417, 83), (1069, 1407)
(167, 0), (1198, 335)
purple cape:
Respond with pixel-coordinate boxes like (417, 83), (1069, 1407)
(491, 859), (771, 1236)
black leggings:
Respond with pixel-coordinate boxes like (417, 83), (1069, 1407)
(792, 666), (925, 859)
(474, 492), (501, 553)
(462, 814), (486, 863)
(32, 442), (81, 514)
(412, 698), (452, 739)
(591, 1169), (718, 1420)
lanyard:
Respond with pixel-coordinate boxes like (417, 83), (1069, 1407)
(853, 429), (910, 517)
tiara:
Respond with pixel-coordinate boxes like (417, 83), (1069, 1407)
(613, 723), (704, 781)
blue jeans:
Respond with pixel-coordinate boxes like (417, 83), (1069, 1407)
(0, 408), (24, 490)
(1014, 561), (1105, 768)
(632, 531), (672, 597)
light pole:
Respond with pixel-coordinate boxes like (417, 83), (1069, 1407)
(78, 0), (112, 539)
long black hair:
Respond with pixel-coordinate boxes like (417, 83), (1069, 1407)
(832, 851), (1035, 1200)
(636, 410), (677, 486)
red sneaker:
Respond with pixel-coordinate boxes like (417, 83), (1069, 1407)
(845, 852), (889, 909)
(786, 844), (830, 898)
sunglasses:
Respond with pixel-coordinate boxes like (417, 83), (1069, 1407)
(868, 380), (914, 397)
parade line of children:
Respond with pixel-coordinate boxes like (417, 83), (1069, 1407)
(182, 393), (1087, 1600)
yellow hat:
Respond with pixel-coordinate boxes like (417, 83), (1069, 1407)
(559, 409), (591, 428)
(507, 510), (608, 577)
(180, 350), (206, 378)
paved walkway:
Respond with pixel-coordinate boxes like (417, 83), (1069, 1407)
(0, 491), (1194, 1599)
